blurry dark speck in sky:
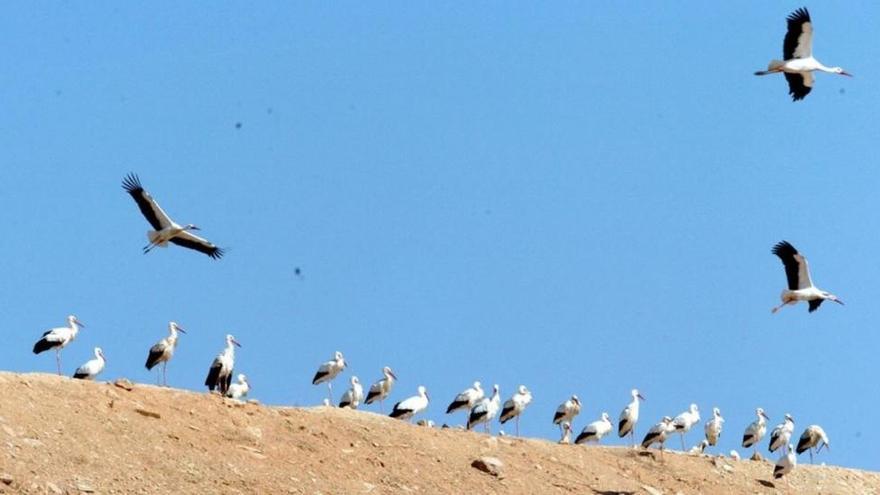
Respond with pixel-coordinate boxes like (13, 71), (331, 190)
(294, 267), (303, 278)
(267, 107), (273, 114)
(839, 88), (846, 95)
(235, 122), (242, 129)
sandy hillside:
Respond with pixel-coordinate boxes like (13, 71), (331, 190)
(0, 372), (876, 494)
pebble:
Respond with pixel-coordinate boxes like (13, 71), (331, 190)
(46, 482), (62, 494)
(471, 456), (504, 477)
(0, 473), (12, 485)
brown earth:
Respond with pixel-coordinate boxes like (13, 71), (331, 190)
(0, 372), (877, 494)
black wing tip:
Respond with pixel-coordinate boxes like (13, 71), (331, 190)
(121, 173), (143, 193)
(787, 7), (810, 23)
(771, 240), (796, 256)
(312, 372), (327, 385)
(209, 247), (226, 260)
(72, 373), (88, 379)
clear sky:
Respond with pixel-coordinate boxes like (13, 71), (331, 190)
(1, 2), (877, 470)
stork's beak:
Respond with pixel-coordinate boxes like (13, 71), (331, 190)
(389, 371), (398, 380)
(191, 226), (202, 230)
(177, 326), (187, 334)
(761, 411), (770, 421)
(232, 339), (242, 347)
(834, 298), (845, 306)
(841, 71), (853, 77)
(638, 393), (646, 401)
(75, 319), (86, 328)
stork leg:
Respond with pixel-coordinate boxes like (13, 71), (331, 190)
(810, 448), (814, 464)
(327, 381), (333, 404)
(163, 361), (168, 387)
(379, 399), (384, 414)
(56, 349), (62, 375)
(680, 434), (685, 451)
(515, 416), (520, 437)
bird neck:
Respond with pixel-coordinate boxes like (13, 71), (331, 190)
(815, 62), (835, 73)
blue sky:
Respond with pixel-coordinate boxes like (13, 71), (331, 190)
(1, 2), (877, 469)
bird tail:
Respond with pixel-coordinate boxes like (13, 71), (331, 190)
(755, 60), (784, 75)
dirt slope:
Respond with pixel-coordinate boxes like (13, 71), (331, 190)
(0, 372), (877, 494)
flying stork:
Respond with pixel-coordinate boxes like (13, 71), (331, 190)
(32, 315), (85, 375)
(754, 7), (851, 101)
(205, 334), (241, 395)
(771, 241), (843, 313)
(122, 174), (225, 259)
(145, 321), (186, 386)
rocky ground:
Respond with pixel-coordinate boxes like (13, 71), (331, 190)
(0, 372), (877, 494)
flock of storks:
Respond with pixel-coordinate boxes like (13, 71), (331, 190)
(25, 6), (854, 487)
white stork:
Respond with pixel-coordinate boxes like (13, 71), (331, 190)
(364, 366), (397, 413)
(742, 407), (771, 457)
(72, 347), (106, 380)
(704, 407), (724, 449)
(796, 424), (830, 464)
(771, 241), (843, 313)
(754, 7), (851, 101)
(32, 315), (85, 375)
(642, 416), (675, 452)
(145, 321), (186, 386)
(446, 381), (484, 418)
(558, 420), (573, 444)
(226, 373), (250, 400)
(389, 385), (429, 422)
(467, 384), (500, 433)
(338, 376), (364, 409)
(553, 395), (582, 434)
(618, 388), (645, 447)
(672, 403), (701, 451)
(498, 385), (532, 436)
(774, 444), (797, 484)
(122, 174), (225, 259)
(689, 440), (709, 455)
(205, 334), (241, 395)
(575, 412), (613, 445)
(311, 351), (347, 403)
(769, 413), (795, 454)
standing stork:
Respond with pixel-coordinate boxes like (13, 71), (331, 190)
(467, 384), (501, 433)
(771, 241), (843, 313)
(122, 174), (225, 259)
(618, 389), (646, 447)
(754, 7), (851, 101)
(774, 444), (797, 485)
(205, 334), (241, 395)
(364, 366), (397, 413)
(145, 321), (186, 386)
(446, 381), (484, 420)
(72, 347), (106, 380)
(742, 407), (771, 458)
(704, 407), (724, 450)
(32, 315), (85, 375)
(672, 403), (701, 451)
(499, 385), (532, 436)
(769, 413), (795, 454)
(553, 395), (582, 434)
(311, 351), (347, 404)
(796, 425), (830, 464)
(642, 416), (676, 453)
(389, 385), (429, 422)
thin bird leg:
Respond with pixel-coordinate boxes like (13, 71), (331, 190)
(379, 399), (384, 414)
(680, 434), (685, 451)
(810, 448), (814, 464)
(56, 350), (62, 375)
(327, 381), (333, 404)
(163, 361), (168, 387)
(515, 416), (520, 437)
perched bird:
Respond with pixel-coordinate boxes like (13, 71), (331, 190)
(33, 315), (86, 375)
(311, 351), (347, 403)
(771, 241), (843, 313)
(774, 444), (797, 482)
(553, 395), (582, 434)
(389, 385), (429, 422)
(769, 413), (795, 454)
(754, 7), (851, 101)
(364, 366), (397, 413)
(145, 321), (186, 386)
(575, 412), (613, 445)
(618, 389), (646, 446)
(339, 376), (364, 409)
(499, 385), (532, 436)
(72, 347), (106, 380)
(122, 174), (225, 259)
(205, 334), (241, 395)
(689, 440), (709, 455)
(467, 384), (501, 433)
(225, 374), (250, 400)
(796, 425), (830, 464)
(743, 408), (771, 456)
(558, 420), (573, 444)
(642, 416), (675, 451)
(672, 403), (701, 451)
(730, 450), (741, 461)
(446, 381), (484, 416)
(704, 407), (725, 448)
